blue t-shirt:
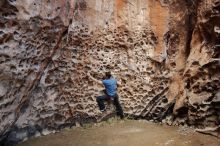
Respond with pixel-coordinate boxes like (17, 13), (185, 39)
(102, 78), (117, 96)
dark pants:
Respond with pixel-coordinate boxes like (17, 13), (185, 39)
(96, 92), (124, 119)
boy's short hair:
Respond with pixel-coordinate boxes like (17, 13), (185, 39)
(105, 72), (112, 79)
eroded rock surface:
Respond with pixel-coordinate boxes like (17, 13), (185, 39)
(0, 0), (219, 145)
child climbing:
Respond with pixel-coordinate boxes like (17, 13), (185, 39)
(87, 71), (124, 119)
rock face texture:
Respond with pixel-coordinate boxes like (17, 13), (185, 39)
(0, 0), (219, 145)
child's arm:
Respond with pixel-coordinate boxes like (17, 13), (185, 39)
(87, 72), (103, 85)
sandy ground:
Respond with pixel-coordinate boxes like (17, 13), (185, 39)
(18, 119), (220, 146)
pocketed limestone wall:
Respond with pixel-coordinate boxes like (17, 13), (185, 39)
(0, 0), (219, 144)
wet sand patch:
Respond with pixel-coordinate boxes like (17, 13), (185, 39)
(18, 120), (220, 146)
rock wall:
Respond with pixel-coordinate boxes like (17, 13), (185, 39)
(0, 0), (219, 145)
